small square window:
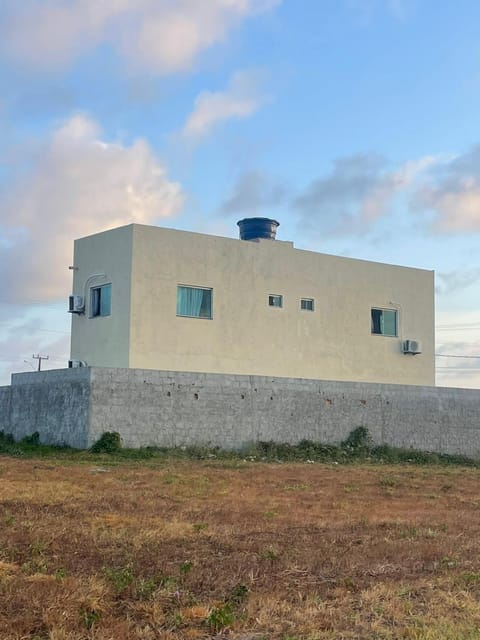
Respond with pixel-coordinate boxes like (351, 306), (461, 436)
(177, 285), (212, 319)
(301, 298), (314, 311)
(268, 294), (283, 308)
(90, 283), (111, 317)
(371, 308), (397, 336)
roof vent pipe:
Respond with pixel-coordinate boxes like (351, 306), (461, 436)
(237, 217), (280, 241)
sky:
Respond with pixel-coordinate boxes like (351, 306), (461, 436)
(1, 0), (480, 388)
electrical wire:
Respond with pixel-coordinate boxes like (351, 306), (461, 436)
(435, 354), (480, 359)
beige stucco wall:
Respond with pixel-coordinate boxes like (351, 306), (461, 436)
(130, 224), (434, 385)
(69, 223), (435, 385)
(70, 225), (133, 367)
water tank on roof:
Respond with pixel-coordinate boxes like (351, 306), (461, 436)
(237, 217), (280, 241)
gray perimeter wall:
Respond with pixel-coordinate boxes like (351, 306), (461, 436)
(4, 368), (91, 449)
(0, 385), (12, 433)
(2, 367), (480, 456)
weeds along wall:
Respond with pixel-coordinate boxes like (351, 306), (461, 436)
(2, 367), (480, 456)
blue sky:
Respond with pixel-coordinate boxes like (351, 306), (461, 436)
(1, 0), (480, 387)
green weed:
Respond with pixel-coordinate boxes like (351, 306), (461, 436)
(261, 547), (280, 560)
(80, 608), (100, 629)
(341, 426), (371, 451)
(1, 427), (480, 470)
(380, 475), (399, 488)
(54, 567), (67, 579)
(21, 431), (40, 446)
(180, 560), (193, 575)
(206, 603), (235, 632)
(103, 564), (134, 593)
(459, 572), (480, 587)
(229, 582), (249, 605)
(90, 432), (122, 454)
(135, 576), (166, 600)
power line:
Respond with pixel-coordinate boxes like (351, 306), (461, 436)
(435, 353), (480, 359)
(25, 328), (69, 335)
(436, 322), (480, 329)
(437, 368), (480, 372)
(0, 328), (70, 335)
(0, 354), (67, 363)
(436, 327), (480, 332)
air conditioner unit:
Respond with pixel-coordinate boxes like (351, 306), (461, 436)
(68, 359), (87, 368)
(68, 295), (84, 314)
(403, 340), (422, 355)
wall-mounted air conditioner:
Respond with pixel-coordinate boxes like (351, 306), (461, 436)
(68, 295), (84, 314)
(403, 340), (422, 355)
(68, 359), (88, 368)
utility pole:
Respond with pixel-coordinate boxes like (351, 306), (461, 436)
(32, 354), (49, 371)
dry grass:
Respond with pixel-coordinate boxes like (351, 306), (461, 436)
(1, 457), (480, 639)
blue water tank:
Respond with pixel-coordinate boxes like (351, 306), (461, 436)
(237, 217), (280, 241)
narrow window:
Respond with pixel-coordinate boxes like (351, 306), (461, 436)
(371, 308), (397, 336)
(90, 284), (112, 318)
(177, 285), (212, 319)
(268, 294), (283, 308)
(301, 298), (314, 311)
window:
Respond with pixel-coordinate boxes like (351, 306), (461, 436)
(371, 308), (397, 336)
(177, 285), (212, 319)
(268, 294), (283, 308)
(90, 283), (111, 317)
(301, 298), (314, 311)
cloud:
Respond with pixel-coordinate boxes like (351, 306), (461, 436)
(0, 0), (280, 74)
(292, 153), (437, 236)
(413, 145), (480, 233)
(292, 154), (399, 235)
(182, 69), (267, 139)
(290, 144), (480, 238)
(218, 170), (288, 216)
(436, 268), (480, 296)
(0, 113), (184, 304)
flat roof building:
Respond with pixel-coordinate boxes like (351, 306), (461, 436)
(69, 219), (435, 386)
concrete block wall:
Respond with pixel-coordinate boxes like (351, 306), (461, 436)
(89, 369), (258, 449)
(88, 369), (480, 456)
(1, 367), (480, 457)
(7, 368), (91, 449)
(0, 385), (12, 433)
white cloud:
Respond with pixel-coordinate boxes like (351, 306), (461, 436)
(1, 0), (280, 74)
(182, 69), (267, 139)
(0, 113), (184, 303)
(411, 145), (480, 233)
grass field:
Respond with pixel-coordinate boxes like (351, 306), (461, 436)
(1, 451), (480, 639)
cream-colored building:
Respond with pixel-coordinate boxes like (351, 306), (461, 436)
(69, 220), (435, 385)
